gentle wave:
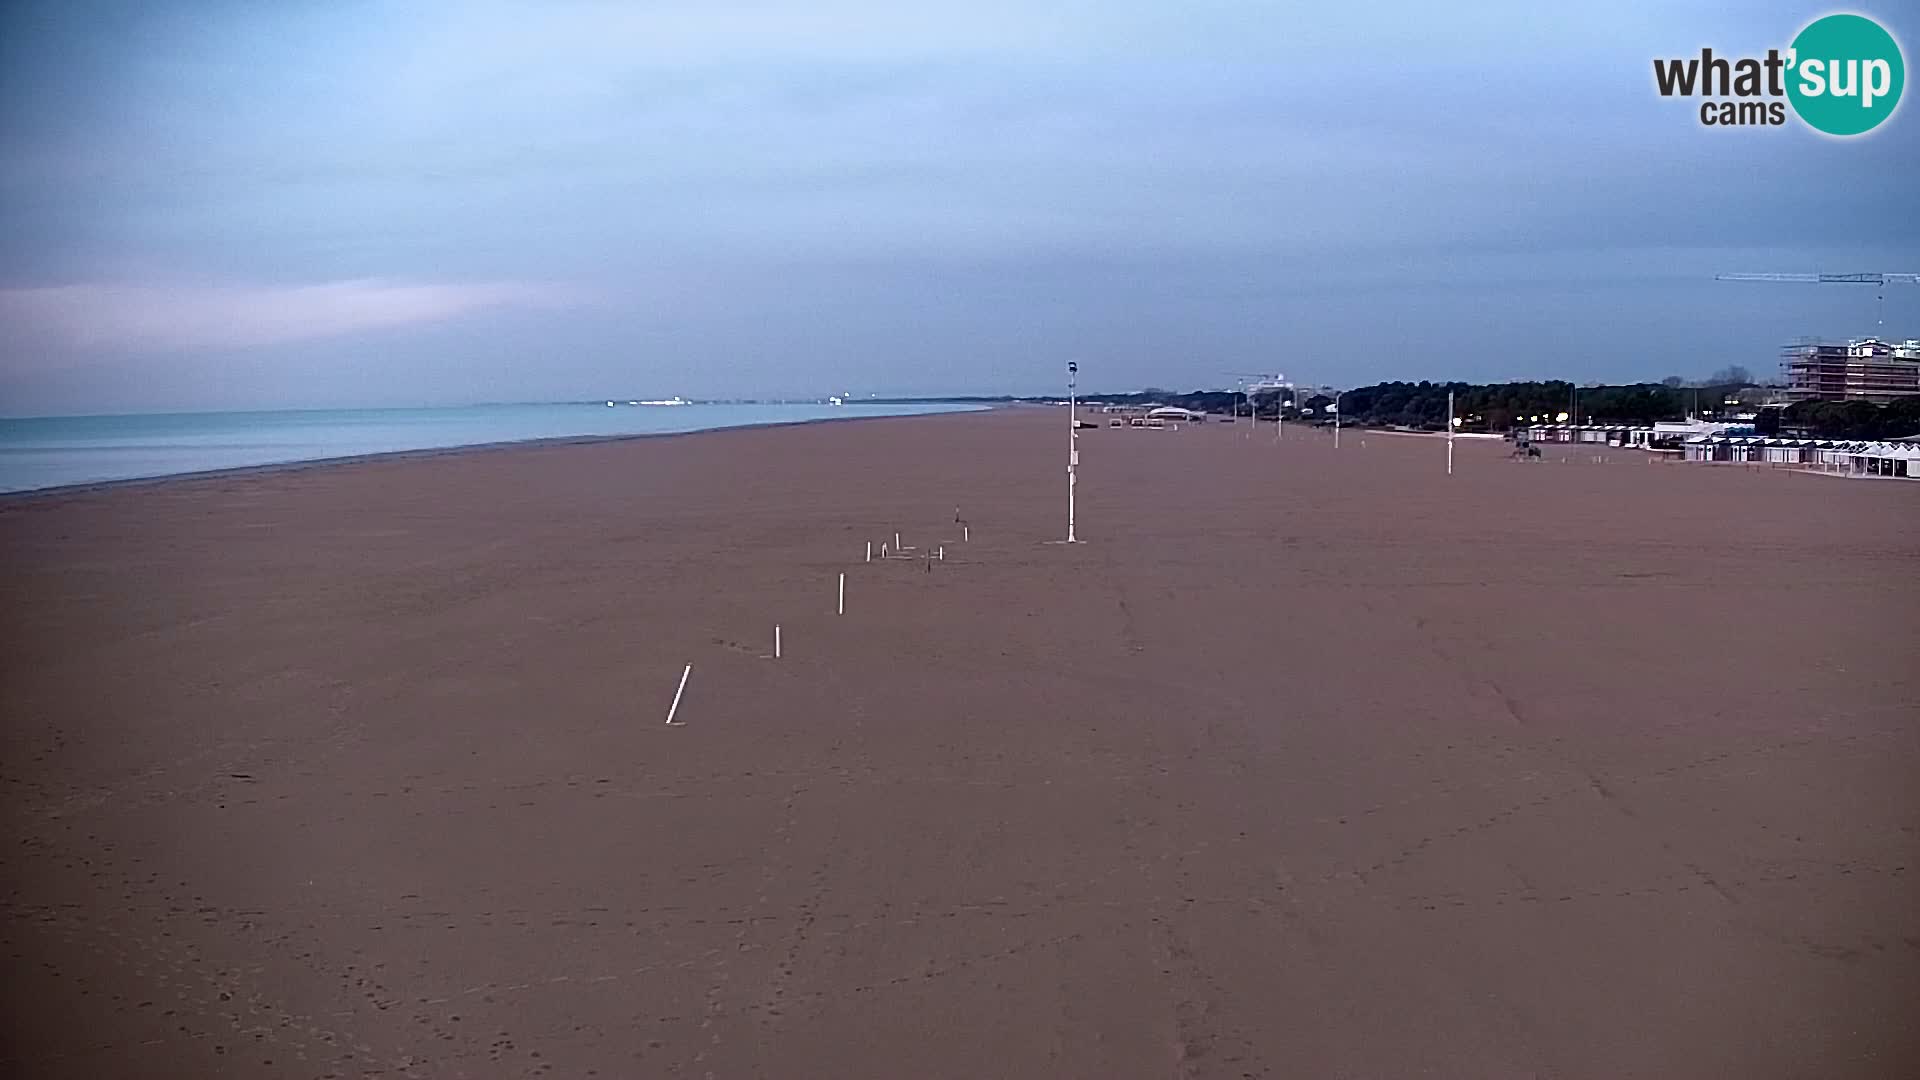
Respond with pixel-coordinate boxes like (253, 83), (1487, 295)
(0, 402), (982, 494)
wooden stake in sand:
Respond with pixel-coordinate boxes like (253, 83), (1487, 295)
(664, 664), (692, 726)
(938, 545), (945, 560)
(774, 624), (782, 659)
(837, 572), (845, 615)
(963, 525), (970, 542)
(866, 540), (872, 563)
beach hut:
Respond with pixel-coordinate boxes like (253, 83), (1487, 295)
(1854, 442), (1916, 478)
(1898, 444), (1920, 479)
(1844, 442), (1885, 476)
(1759, 439), (1803, 465)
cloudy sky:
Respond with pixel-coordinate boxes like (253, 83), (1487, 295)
(1, 1), (1915, 413)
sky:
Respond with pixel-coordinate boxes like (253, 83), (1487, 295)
(1, 1), (1916, 414)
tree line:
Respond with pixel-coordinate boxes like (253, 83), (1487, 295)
(882, 381), (1920, 441)
(1278, 381), (1741, 431)
(1019, 381), (1737, 428)
(1765, 397), (1920, 440)
(1295, 380), (1919, 440)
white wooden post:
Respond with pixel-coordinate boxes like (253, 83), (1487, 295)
(664, 664), (691, 725)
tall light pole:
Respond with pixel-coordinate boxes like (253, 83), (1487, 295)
(1333, 391), (1342, 449)
(1447, 389), (1456, 476)
(1066, 360), (1079, 543)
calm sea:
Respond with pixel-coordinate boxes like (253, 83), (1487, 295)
(0, 402), (982, 494)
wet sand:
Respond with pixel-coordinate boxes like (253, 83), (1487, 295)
(2, 408), (1915, 1077)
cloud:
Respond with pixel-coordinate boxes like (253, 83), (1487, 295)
(0, 279), (578, 351)
(1, 0), (1913, 413)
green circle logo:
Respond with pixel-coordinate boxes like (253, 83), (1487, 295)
(1787, 14), (1905, 136)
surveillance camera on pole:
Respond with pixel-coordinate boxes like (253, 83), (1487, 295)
(1066, 361), (1080, 543)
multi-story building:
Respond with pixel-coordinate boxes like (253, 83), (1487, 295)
(1783, 337), (1920, 403)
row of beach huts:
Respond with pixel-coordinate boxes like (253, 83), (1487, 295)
(1514, 421), (1919, 478)
(1680, 437), (1920, 477)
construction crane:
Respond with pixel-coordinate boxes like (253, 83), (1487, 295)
(1225, 372), (1295, 405)
(1716, 272), (1919, 332)
(1225, 372), (1295, 440)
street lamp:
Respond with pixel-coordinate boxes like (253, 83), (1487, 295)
(1447, 390), (1455, 475)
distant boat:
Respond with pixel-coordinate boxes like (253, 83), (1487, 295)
(829, 396), (844, 406)
(605, 401), (616, 407)
(637, 396), (690, 406)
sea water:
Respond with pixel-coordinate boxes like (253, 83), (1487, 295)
(0, 402), (982, 494)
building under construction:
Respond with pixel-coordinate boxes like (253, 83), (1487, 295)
(1782, 337), (1920, 403)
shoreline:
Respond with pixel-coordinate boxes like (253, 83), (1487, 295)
(0, 403), (995, 504)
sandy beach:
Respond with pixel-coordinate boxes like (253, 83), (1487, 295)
(2, 406), (1915, 1078)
